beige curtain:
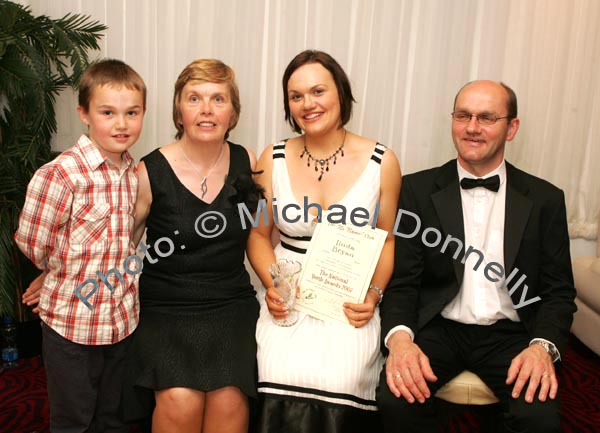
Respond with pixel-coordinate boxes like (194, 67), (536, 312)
(21, 0), (600, 239)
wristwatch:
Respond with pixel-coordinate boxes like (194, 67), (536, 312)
(531, 339), (560, 362)
(368, 284), (383, 306)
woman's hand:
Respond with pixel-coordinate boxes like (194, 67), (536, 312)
(343, 289), (379, 328)
(265, 286), (289, 319)
(22, 272), (45, 314)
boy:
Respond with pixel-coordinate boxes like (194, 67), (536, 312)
(14, 59), (146, 433)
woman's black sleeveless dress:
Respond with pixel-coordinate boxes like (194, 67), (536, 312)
(122, 142), (261, 420)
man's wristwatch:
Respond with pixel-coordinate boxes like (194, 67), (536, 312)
(531, 340), (560, 362)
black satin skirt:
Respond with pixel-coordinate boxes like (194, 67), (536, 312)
(252, 393), (383, 433)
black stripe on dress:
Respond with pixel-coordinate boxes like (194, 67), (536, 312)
(258, 382), (376, 407)
(280, 241), (307, 254)
(279, 229), (312, 242)
(370, 143), (385, 164)
(273, 143), (286, 160)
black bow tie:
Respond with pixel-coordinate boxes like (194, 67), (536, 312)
(460, 175), (500, 192)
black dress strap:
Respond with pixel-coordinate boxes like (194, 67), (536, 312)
(228, 141), (252, 174)
(273, 142), (286, 160)
(370, 143), (386, 164)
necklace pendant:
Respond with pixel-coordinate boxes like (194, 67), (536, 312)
(200, 176), (208, 198)
(179, 141), (225, 200)
(301, 130), (346, 181)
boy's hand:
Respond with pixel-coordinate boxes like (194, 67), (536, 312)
(22, 272), (45, 314)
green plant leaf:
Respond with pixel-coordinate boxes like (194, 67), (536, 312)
(0, 0), (106, 321)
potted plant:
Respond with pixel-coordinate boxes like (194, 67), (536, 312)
(0, 0), (106, 355)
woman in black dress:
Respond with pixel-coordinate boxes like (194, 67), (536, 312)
(124, 59), (262, 433)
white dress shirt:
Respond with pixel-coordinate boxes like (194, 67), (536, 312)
(384, 159), (560, 361)
(441, 160), (519, 324)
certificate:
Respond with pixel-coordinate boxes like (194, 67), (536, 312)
(295, 221), (387, 324)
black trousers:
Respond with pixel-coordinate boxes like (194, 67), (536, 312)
(377, 316), (561, 433)
(42, 322), (131, 433)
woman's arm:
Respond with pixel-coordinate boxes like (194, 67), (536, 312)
(245, 146), (258, 171)
(343, 147), (402, 327)
(132, 161), (153, 247)
(369, 148), (402, 294)
(246, 145), (288, 318)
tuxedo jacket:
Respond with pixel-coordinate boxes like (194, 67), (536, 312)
(380, 160), (576, 356)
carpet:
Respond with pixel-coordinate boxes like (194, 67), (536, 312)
(0, 335), (598, 433)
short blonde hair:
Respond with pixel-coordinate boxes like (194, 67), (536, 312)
(78, 59), (146, 111)
(172, 59), (241, 140)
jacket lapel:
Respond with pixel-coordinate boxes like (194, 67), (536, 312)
(428, 161), (533, 289)
(504, 163), (533, 274)
(431, 161), (465, 286)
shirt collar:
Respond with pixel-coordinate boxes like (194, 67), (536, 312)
(457, 159), (506, 186)
(76, 134), (134, 171)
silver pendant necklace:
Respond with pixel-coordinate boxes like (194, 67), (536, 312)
(179, 141), (226, 198)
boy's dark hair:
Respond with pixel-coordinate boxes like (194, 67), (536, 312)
(78, 59), (147, 111)
(282, 50), (355, 134)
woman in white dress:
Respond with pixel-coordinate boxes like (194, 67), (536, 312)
(247, 50), (402, 433)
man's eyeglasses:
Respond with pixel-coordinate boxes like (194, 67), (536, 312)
(451, 111), (511, 126)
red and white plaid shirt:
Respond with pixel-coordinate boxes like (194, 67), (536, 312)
(15, 135), (140, 345)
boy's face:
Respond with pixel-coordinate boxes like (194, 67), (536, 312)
(78, 84), (145, 166)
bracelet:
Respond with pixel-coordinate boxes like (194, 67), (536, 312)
(368, 284), (383, 306)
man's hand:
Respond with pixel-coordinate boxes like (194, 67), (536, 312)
(506, 344), (558, 403)
(385, 331), (437, 403)
(22, 272), (45, 314)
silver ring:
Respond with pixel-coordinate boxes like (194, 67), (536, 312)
(394, 373), (401, 379)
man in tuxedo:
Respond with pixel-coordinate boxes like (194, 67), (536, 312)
(377, 80), (576, 433)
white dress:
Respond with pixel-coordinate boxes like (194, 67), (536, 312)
(255, 140), (386, 433)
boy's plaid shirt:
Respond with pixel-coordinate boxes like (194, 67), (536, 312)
(15, 135), (140, 345)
